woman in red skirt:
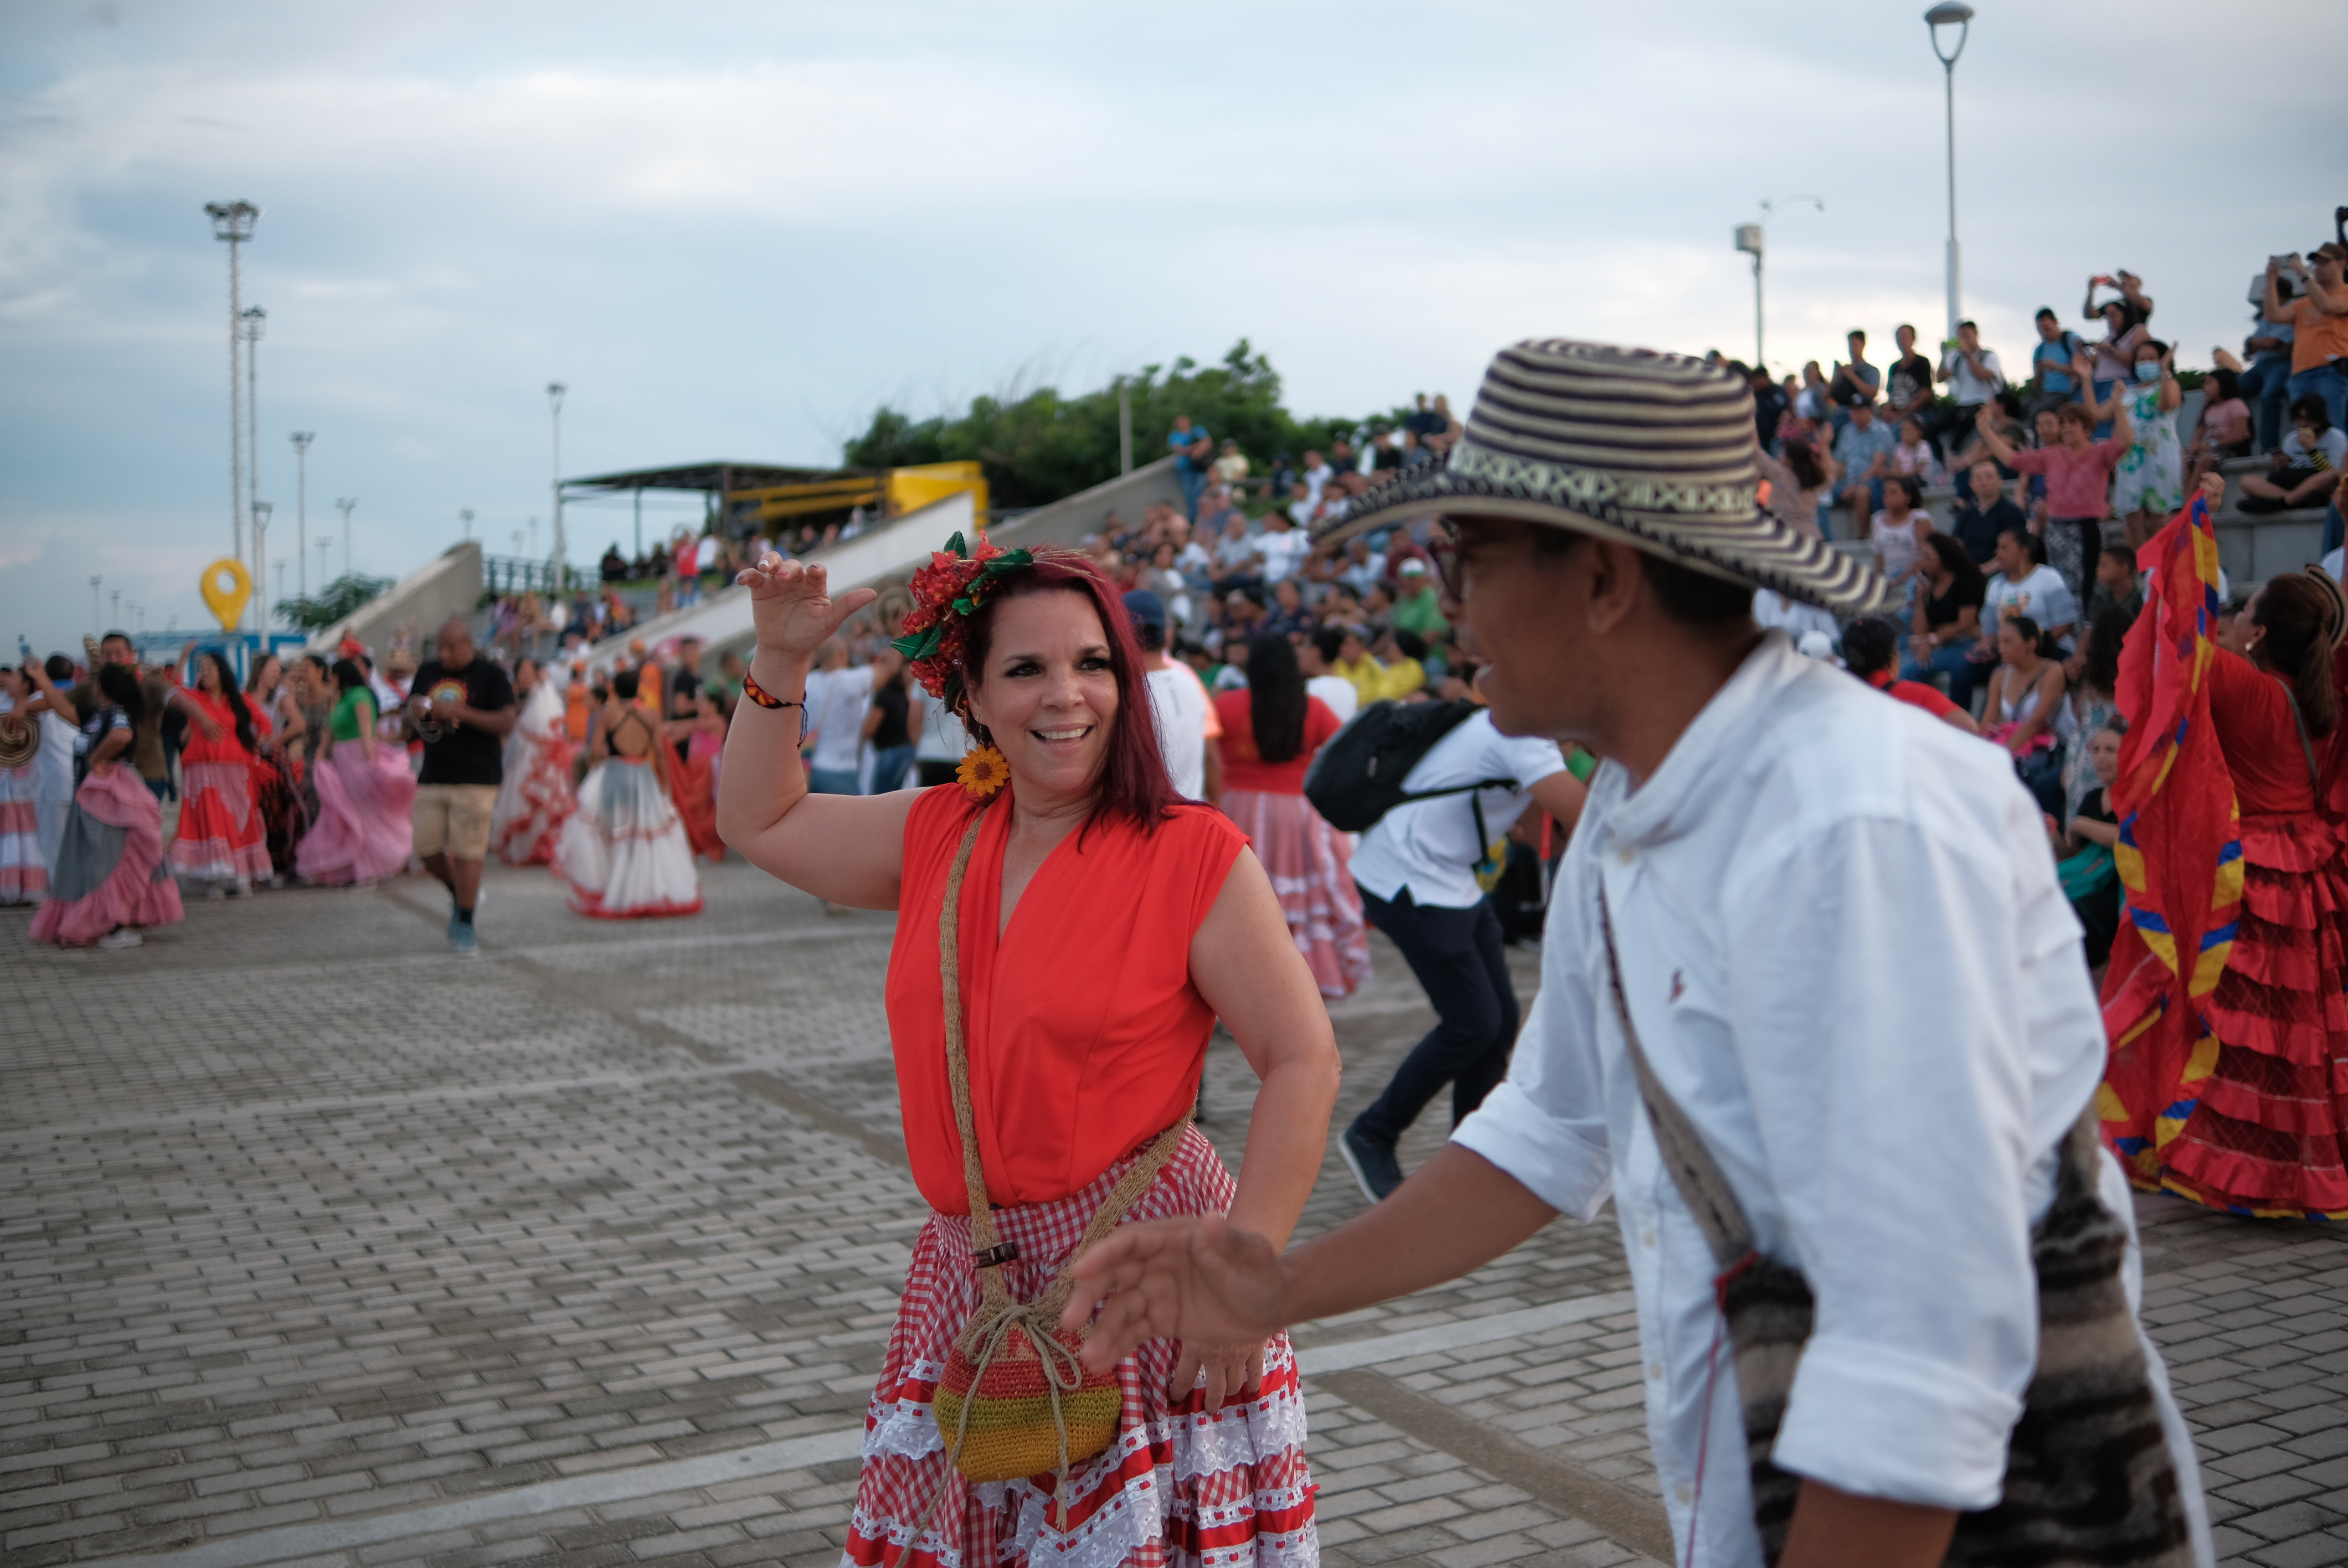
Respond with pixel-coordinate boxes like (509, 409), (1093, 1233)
(719, 538), (1336, 1568)
(2103, 493), (2348, 1214)
(1213, 633), (1370, 998)
(168, 650), (272, 894)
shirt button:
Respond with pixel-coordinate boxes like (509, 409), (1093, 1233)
(1642, 1230), (1657, 1248)
(1614, 846), (1635, 866)
(1649, 1360), (1665, 1380)
(1675, 1483), (1692, 1504)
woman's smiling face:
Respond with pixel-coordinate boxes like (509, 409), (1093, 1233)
(965, 587), (1120, 804)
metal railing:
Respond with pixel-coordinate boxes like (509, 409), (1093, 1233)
(480, 555), (562, 597)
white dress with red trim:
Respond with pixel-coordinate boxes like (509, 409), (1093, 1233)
(555, 756), (702, 919)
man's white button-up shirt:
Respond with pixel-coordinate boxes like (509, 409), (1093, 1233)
(1452, 632), (2209, 1567)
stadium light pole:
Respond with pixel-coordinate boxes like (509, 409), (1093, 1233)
(290, 432), (314, 599)
(335, 497), (356, 582)
(205, 202), (259, 565)
(90, 576), (101, 635)
(1927, 3), (1974, 343)
(547, 383), (567, 594)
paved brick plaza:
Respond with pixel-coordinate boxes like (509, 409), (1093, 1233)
(7, 862), (2348, 1567)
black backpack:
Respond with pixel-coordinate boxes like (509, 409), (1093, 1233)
(1304, 699), (1520, 837)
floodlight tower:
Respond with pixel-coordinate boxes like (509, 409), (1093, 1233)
(205, 201), (259, 563)
(335, 497), (357, 581)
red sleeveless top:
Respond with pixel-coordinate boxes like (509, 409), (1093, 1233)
(885, 785), (1248, 1214)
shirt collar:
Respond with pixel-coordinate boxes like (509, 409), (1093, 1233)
(1599, 631), (1810, 850)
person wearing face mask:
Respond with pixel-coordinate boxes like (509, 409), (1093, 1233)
(2081, 338), (2184, 550)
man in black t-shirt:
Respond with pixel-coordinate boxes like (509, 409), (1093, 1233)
(1949, 459), (2028, 566)
(404, 618), (517, 955)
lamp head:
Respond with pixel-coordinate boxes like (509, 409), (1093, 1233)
(1925, 2), (1973, 65)
(204, 200), (259, 241)
(1733, 223), (1764, 258)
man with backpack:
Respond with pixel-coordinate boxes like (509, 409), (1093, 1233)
(1331, 701), (1587, 1200)
(1065, 341), (2208, 1568)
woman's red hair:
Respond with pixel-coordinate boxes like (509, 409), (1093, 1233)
(959, 550), (1177, 830)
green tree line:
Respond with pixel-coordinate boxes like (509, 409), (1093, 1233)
(841, 341), (1410, 511)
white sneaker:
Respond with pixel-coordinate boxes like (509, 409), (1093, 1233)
(97, 929), (142, 949)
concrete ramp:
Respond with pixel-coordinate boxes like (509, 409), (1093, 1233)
(306, 541), (483, 659)
(584, 490), (977, 664)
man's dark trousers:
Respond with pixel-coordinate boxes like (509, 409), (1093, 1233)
(1353, 886), (1518, 1143)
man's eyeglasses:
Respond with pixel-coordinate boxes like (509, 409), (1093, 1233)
(1425, 524), (1465, 601)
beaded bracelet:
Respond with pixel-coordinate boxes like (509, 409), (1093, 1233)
(740, 670), (801, 711)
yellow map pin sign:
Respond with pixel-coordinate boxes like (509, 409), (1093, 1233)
(200, 558), (252, 631)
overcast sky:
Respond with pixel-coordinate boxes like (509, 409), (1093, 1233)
(3, 0), (2341, 656)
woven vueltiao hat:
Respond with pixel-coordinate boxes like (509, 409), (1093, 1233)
(1315, 339), (1892, 616)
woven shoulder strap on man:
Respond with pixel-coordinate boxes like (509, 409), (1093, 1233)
(1593, 884), (2192, 1566)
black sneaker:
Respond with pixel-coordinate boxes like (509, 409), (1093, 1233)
(1339, 1122), (1404, 1203)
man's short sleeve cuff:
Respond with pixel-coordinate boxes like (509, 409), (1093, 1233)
(1450, 1082), (1612, 1223)
(1772, 1338), (2023, 1511)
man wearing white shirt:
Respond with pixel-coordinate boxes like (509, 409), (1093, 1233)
(1254, 512), (1311, 585)
(1300, 449), (1334, 507)
(1123, 589), (1221, 802)
(803, 640), (872, 795)
(1339, 706), (1583, 1198)
(1298, 628), (1360, 724)
(1064, 342), (2207, 1568)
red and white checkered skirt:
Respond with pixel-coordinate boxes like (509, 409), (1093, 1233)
(845, 1127), (1317, 1568)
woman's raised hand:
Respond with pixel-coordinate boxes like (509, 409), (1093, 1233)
(737, 554), (878, 661)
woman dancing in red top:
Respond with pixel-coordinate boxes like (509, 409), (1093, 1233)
(2102, 483), (2348, 1214)
(169, 649), (273, 892)
(718, 540), (1337, 1568)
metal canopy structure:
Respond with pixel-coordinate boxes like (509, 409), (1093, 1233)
(559, 460), (987, 547)
(563, 460), (858, 497)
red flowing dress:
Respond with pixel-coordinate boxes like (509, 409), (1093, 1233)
(2106, 644), (2348, 1215)
(850, 785), (1317, 1568)
(169, 689), (273, 882)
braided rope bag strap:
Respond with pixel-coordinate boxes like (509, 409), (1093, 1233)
(1594, 888), (2191, 1566)
(929, 807), (1191, 1493)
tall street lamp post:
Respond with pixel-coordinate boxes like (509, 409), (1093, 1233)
(1926, 3), (1975, 343)
(335, 498), (357, 582)
(290, 432), (314, 599)
(241, 306), (265, 632)
(204, 202), (259, 566)
(1730, 196), (1824, 373)
(547, 383), (567, 595)
(252, 501), (274, 636)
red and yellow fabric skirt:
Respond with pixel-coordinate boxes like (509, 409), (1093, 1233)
(2103, 810), (2348, 1216)
(847, 1127), (1317, 1568)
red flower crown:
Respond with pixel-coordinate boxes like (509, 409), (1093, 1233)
(891, 530), (1035, 719)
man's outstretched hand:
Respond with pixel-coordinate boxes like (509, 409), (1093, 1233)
(1060, 1214), (1291, 1375)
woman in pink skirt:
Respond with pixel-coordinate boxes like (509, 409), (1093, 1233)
(1212, 633), (1371, 997)
(296, 657), (416, 886)
(31, 665), (184, 948)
